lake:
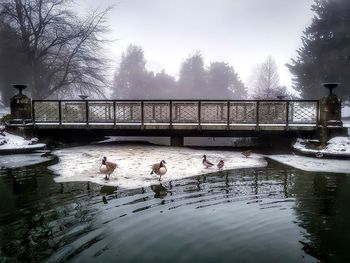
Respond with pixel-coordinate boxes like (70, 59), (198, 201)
(0, 159), (349, 262)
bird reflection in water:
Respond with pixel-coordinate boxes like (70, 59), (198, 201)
(151, 183), (168, 199)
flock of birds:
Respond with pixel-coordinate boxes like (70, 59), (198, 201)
(99, 149), (252, 181)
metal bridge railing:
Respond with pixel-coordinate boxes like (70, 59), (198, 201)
(32, 99), (319, 127)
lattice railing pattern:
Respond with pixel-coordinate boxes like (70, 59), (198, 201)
(33, 100), (319, 126)
(34, 102), (59, 122)
(144, 102), (170, 123)
(259, 102), (287, 124)
(289, 101), (317, 123)
(172, 102), (199, 123)
(201, 102), (227, 123)
(62, 102), (86, 123)
(88, 102), (114, 123)
(230, 102), (257, 124)
(115, 102), (141, 123)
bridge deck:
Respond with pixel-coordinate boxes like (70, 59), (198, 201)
(32, 99), (319, 134)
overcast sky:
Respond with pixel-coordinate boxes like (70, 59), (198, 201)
(76, 0), (314, 91)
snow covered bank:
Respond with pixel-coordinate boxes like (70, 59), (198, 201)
(293, 137), (350, 158)
(0, 131), (46, 153)
(49, 144), (267, 189)
(0, 152), (54, 169)
(275, 105), (350, 173)
(267, 155), (350, 174)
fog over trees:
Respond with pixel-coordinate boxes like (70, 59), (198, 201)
(112, 47), (248, 100)
(250, 56), (289, 99)
(0, 0), (110, 105)
(0, 0), (349, 105)
(287, 0), (350, 101)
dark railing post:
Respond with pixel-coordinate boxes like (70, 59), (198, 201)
(141, 101), (144, 129)
(316, 100), (320, 127)
(32, 101), (36, 125)
(198, 101), (201, 126)
(85, 100), (89, 125)
(169, 100), (173, 128)
(58, 101), (62, 125)
(256, 101), (260, 129)
(227, 101), (230, 129)
(286, 101), (289, 129)
(113, 100), (116, 128)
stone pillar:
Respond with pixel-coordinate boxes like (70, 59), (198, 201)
(318, 83), (345, 143)
(10, 84), (32, 125)
(319, 83), (343, 127)
(170, 136), (184, 147)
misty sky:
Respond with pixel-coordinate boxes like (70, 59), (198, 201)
(76, 0), (314, 91)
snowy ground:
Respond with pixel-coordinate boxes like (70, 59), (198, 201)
(293, 137), (350, 157)
(267, 155), (350, 174)
(0, 105), (9, 118)
(0, 131), (46, 152)
(342, 105), (350, 118)
(0, 152), (53, 169)
(49, 144), (267, 189)
(270, 135), (350, 174)
(45, 135), (350, 189)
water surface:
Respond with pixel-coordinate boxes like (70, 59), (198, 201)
(0, 161), (350, 262)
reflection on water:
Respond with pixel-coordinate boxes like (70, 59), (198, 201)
(0, 162), (350, 262)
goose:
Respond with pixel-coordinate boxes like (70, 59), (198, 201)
(151, 160), (167, 181)
(202, 155), (214, 168)
(100, 157), (117, 180)
(241, 150), (252, 158)
(315, 152), (323, 158)
(217, 160), (225, 170)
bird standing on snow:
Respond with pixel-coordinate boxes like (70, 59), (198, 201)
(217, 160), (224, 170)
(151, 160), (167, 181)
(315, 152), (323, 158)
(241, 150), (252, 158)
(100, 157), (118, 180)
(202, 155), (214, 168)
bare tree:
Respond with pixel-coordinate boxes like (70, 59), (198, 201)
(0, 0), (111, 99)
(251, 55), (282, 99)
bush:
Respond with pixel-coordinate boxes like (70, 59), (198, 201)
(0, 114), (12, 124)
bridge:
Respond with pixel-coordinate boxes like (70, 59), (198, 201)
(28, 99), (324, 145)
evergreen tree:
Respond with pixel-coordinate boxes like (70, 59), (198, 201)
(152, 70), (177, 99)
(112, 45), (152, 99)
(178, 52), (207, 98)
(207, 62), (248, 99)
(287, 0), (350, 100)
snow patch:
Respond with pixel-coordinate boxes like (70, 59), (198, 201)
(267, 154), (350, 174)
(293, 137), (350, 157)
(0, 132), (46, 151)
(342, 105), (350, 117)
(49, 144), (267, 189)
(0, 153), (54, 169)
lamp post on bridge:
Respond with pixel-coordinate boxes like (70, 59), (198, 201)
(10, 84), (32, 125)
(318, 82), (345, 143)
(319, 82), (342, 127)
(78, 95), (89, 100)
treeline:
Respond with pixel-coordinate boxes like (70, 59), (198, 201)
(1, 0), (349, 105)
(112, 45), (248, 100)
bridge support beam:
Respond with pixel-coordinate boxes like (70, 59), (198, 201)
(170, 136), (184, 147)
